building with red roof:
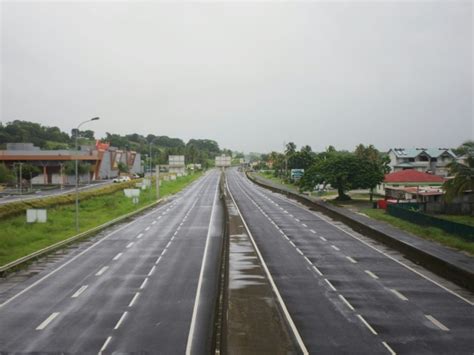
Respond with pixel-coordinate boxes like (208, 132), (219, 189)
(376, 170), (445, 195)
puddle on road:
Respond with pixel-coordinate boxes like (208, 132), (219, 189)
(225, 198), (297, 354)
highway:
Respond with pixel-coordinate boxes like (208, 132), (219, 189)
(0, 180), (114, 205)
(0, 170), (223, 353)
(226, 168), (474, 355)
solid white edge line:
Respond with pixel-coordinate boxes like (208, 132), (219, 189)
(425, 314), (450, 331)
(71, 285), (88, 298)
(0, 199), (176, 309)
(251, 181), (474, 306)
(128, 292), (140, 307)
(382, 341), (397, 355)
(324, 278), (337, 291)
(225, 176), (309, 355)
(357, 314), (378, 335)
(339, 294), (355, 311)
(185, 177), (219, 355)
(114, 311), (128, 330)
(312, 265), (324, 276)
(36, 312), (60, 330)
(98, 336), (112, 354)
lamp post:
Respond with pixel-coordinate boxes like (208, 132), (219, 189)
(75, 117), (100, 232)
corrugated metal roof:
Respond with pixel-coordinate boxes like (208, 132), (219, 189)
(384, 169), (445, 183)
(389, 148), (456, 159)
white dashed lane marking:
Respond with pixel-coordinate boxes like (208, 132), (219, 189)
(95, 266), (109, 276)
(36, 312), (60, 330)
(71, 285), (88, 298)
(113, 252), (123, 261)
(365, 270), (379, 280)
(390, 288), (408, 301)
(114, 311), (128, 330)
(425, 315), (449, 331)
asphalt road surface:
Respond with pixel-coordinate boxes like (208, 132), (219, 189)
(0, 170), (223, 354)
(226, 168), (473, 355)
(0, 180), (114, 205)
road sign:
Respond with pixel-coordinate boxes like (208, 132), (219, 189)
(291, 169), (305, 181)
(215, 155), (231, 167)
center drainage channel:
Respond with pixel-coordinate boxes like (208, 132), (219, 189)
(220, 181), (298, 354)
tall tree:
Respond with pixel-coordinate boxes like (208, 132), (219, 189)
(443, 152), (474, 202)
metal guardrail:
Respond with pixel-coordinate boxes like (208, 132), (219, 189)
(0, 198), (164, 276)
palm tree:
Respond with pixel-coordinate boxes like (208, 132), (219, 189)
(443, 153), (474, 202)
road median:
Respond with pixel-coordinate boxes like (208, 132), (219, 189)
(216, 174), (301, 354)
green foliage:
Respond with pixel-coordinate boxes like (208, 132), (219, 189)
(0, 163), (15, 184)
(0, 120), (71, 149)
(117, 162), (129, 173)
(0, 173), (202, 266)
(63, 161), (91, 175)
(362, 208), (474, 255)
(11, 163), (41, 181)
(443, 152), (474, 202)
(452, 140), (474, 157)
(299, 145), (387, 201)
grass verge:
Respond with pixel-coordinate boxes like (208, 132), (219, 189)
(0, 172), (202, 267)
(362, 208), (474, 255)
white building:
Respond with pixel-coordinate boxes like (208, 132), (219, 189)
(387, 148), (457, 177)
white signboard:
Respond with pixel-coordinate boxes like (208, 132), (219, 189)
(124, 189), (141, 198)
(26, 209), (47, 223)
(215, 155), (231, 167)
(169, 155), (185, 167)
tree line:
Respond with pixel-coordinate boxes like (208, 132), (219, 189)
(0, 120), (231, 183)
(257, 140), (473, 202)
(259, 143), (389, 201)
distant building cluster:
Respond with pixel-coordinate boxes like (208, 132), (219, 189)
(0, 142), (141, 184)
(387, 148), (457, 177)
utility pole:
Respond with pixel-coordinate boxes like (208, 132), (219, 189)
(19, 162), (23, 196)
(75, 117), (100, 232)
(149, 142), (152, 178)
(156, 165), (160, 200)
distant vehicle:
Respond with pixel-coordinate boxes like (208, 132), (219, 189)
(113, 176), (131, 183)
(131, 174), (140, 179)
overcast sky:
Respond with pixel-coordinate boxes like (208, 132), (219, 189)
(1, 1), (472, 153)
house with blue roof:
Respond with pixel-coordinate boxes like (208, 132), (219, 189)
(387, 148), (457, 177)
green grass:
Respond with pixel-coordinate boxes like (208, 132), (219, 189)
(0, 172), (202, 267)
(362, 208), (474, 255)
(257, 171), (299, 191)
(435, 214), (474, 227)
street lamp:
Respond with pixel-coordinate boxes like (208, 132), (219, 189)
(75, 117), (100, 232)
